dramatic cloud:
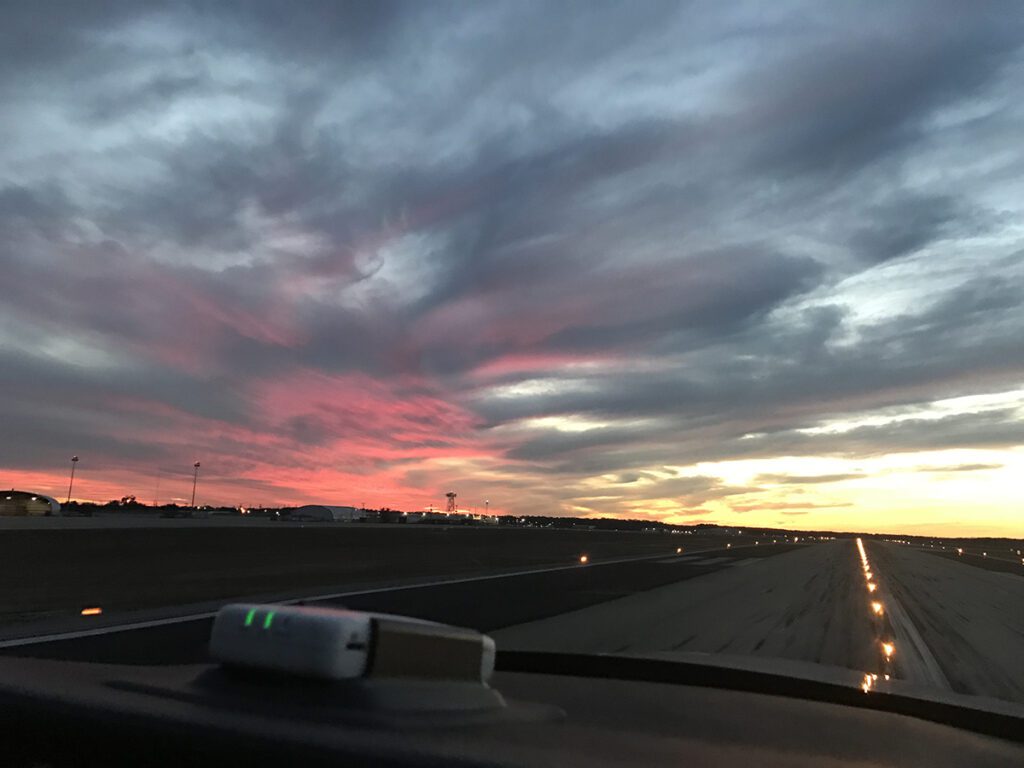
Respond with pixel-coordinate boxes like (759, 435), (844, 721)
(2, 1), (1023, 534)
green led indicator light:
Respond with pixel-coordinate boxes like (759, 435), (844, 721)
(244, 608), (256, 627)
(263, 611), (275, 630)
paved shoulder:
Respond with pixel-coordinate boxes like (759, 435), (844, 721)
(872, 542), (1024, 703)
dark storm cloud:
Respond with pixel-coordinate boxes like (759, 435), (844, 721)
(740, 5), (1023, 180)
(0, 1), (134, 73)
(211, 0), (407, 56)
(0, 405), (166, 469)
(478, 280), (1022, 434)
(83, 72), (212, 123)
(727, 409), (1024, 462)
(486, 272), (1024, 489)
(0, 184), (68, 221)
(847, 194), (962, 264)
(0, 0), (404, 70)
(1, 1), (1023, 512)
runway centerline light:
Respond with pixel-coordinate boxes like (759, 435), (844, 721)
(882, 642), (895, 659)
(871, 601), (883, 615)
(867, 582), (877, 593)
(579, 554), (589, 564)
(81, 607), (102, 617)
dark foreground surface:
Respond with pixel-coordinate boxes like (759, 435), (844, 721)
(0, 524), (759, 625)
(1, 542), (792, 664)
(5, 653), (1024, 768)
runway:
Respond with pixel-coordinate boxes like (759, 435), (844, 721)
(2, 536), (1021, 705)
(495, 539), (1024, 703)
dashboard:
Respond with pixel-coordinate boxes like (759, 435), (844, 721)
(2, 652), (1023, 767)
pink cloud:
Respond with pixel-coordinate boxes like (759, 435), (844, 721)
(30, 370), (500, 508)
(469, 351), (618, 380)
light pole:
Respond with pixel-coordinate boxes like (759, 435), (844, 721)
(190, 461), (201, 508)
(485, 499), (489, 515)
(66, 455), (79, 504)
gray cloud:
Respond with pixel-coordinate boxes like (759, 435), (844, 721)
(1, 2), (1023, 515)
(740, 6), (1023, 180)
(847, 194), (962, 263)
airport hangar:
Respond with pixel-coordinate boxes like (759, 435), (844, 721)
(1, 491), (61, 516)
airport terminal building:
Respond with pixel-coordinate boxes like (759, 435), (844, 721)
(1, 490), (61, 516)
(290, 505), (366, 522)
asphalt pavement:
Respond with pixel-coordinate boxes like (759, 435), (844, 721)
(496, 539), (1024, 704)
(3, 536), (1021, 707)
(0, 543), (795, 664)
(495, 539), (880, 671)
(0, 525), (743, 625)
(870, 541), (1024, 703)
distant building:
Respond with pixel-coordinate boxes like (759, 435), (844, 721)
(422, 512), (450, 524)
(291, 505), (365, 522)
(472, 514), (499, 526)
(1, 490), (61, 516)
(421, 511), (475, 525)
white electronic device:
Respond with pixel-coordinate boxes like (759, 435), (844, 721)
(209, 603), (496, 684)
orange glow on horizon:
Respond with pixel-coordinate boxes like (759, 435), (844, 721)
(5, 441), (1023, 538)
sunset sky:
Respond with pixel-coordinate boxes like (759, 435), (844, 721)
(2, 2), (1023, 536)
